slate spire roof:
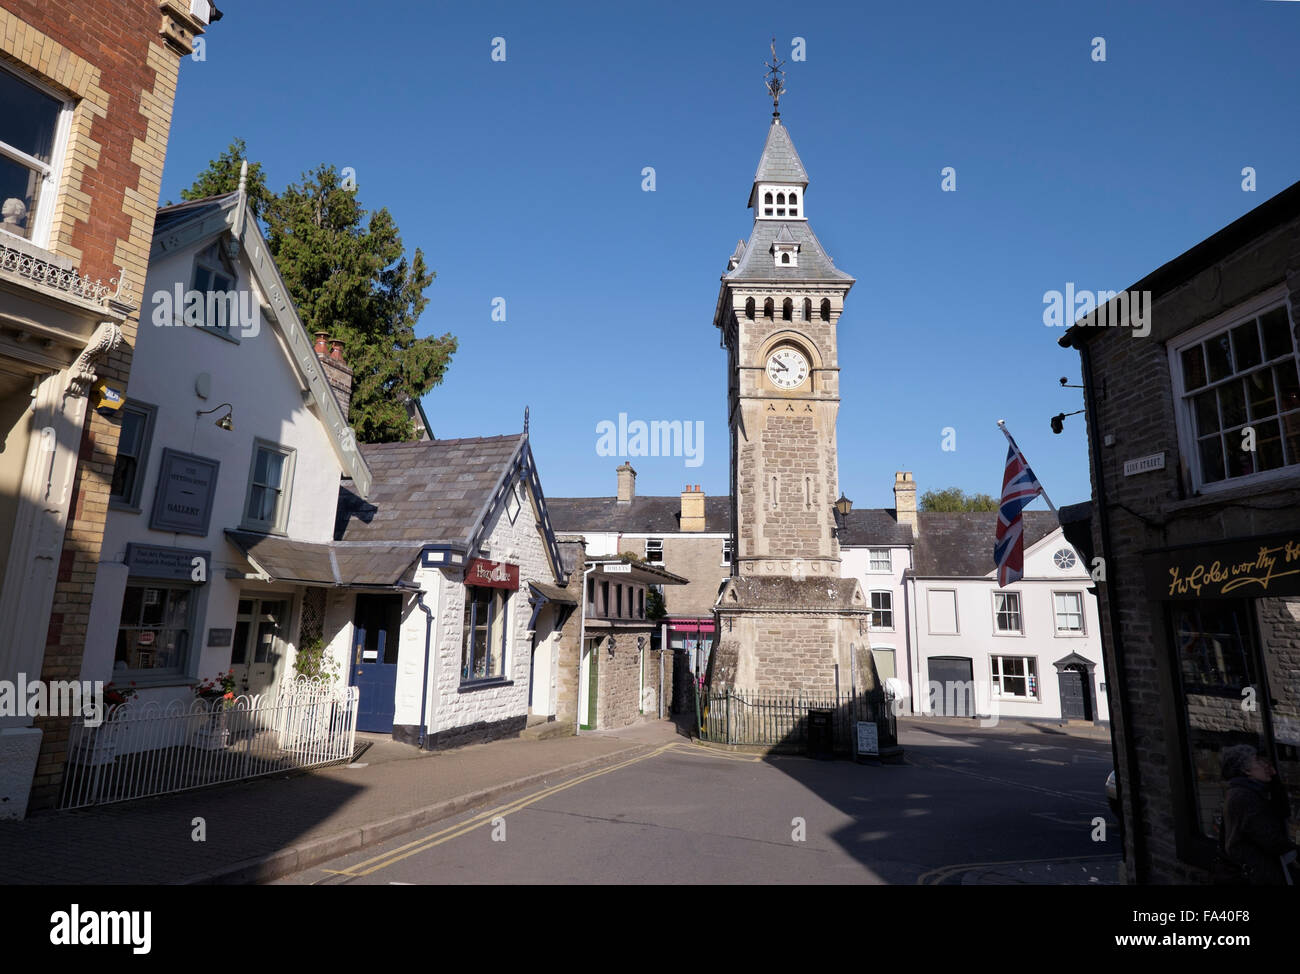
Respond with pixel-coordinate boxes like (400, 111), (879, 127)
(727, 118), (854, 285)
(751, 119), (809, 191)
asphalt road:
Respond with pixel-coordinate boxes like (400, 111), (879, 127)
(275, 720), (1121, 885)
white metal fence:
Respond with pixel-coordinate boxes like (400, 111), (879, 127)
(60, 677), (359, 810)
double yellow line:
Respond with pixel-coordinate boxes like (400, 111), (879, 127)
(321, 743), (679, 880)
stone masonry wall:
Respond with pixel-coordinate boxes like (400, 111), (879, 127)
(1078, 213), (1300, 882)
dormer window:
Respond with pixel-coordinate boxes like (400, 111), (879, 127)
(772, 241), (799, 268)
(191, 241), (239, 336)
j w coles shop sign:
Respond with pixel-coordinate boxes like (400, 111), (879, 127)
(1143, 531), (1300, 600)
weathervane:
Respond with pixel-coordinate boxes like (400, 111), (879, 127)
(764, 37), (785, 117)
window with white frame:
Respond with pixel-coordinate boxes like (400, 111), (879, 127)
(1174, 297), (1300, 488)
(991, 655), (1038, 699)
(242, 440), (296, 534)
(722, 538), (734, 566)
(1054, 591), (1085, 634)
(869, 590), (894, 630)
(109, 402), (156, 509)
(993, 592), (1022, 634)
(645, 538), (663, 564)
(0, 64), (70, 246)
(868, 548), (891, 572)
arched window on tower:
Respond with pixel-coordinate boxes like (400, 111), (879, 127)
(744, 298), (755, 320)
(820, 298), (831, 321)
(789, 192), (798, 217)
(763, 298), (774, 319)
(763, 191), (773, 217)
(776, 192), (786, 217)
(782, 298), (793, 320)
(781, 254), (790, 264)
(802, 298), (812, 320)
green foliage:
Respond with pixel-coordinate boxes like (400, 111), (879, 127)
(646, 586), (667, 621)
(181, 144), (457, 443)
(919, 487), (1000, 512)
(176, 138), (274, 220)
(292, 636), (340, 683)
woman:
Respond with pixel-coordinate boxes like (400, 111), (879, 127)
(1220, 744), (1297, 886)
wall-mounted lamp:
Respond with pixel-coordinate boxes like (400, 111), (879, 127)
(1050, 409), (1085, 435)
(606, 634), (616, 658)
(197, 402), (234, 431)
(832, 492), (852, 538)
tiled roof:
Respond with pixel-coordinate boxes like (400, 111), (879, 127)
(153, 192), (237, 234)
(911, 511), (1061, 577)
(336, 435), (524, 545)
(225, 531), (418, 587)
(752, 120), (808, 187)
(547, 495), (731, 534)
(838, 509), (913, 547)
(725, 219), (854, 283)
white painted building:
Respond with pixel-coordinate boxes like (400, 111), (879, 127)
(333, 434), (573, 746)
(82, 188), (381, 722)
(839, 473), (1108, 724)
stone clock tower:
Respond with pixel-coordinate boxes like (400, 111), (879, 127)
(708, 74), (877, 700)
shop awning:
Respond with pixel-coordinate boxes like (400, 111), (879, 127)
(225, 530), (420, 588)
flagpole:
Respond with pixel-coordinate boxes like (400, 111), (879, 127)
(996, 419), (1058, 515)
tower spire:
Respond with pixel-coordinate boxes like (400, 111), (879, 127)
(764, 37), (785, 118)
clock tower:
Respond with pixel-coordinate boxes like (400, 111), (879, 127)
(708, 60), (877, 699)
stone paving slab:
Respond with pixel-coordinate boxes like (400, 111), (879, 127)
(0, 720), (683, 885)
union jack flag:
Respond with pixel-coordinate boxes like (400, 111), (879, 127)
(994, 437), (1044, 588)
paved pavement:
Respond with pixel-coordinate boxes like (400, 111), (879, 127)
(0, 715), (1119, 885)
(0, 720), (678, 884)
(274, 718), (1121, 885)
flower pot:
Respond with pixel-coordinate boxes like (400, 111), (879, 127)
(193, 704), (231, 751)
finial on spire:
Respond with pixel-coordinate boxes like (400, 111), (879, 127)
(523, 405), (530, 435)
(237, 159), (248, 195)
(764, 37), (786, 118)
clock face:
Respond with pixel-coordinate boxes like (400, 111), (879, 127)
(766, 347), (809, 389)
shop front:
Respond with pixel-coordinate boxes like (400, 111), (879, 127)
(1143, 531), (1300, 862)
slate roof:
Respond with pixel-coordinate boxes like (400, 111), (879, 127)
(838, 509), (913, 547)
(153, 192), (236, 234)
(529, 580), (577, 605)
(336, 435), (524, 545)
(225, 531), (418, 587)
(911, 511), (1061, 578)
(725, 220), (854, 284)
(752, 120), (808, 188)
(547, 495), (732, 534)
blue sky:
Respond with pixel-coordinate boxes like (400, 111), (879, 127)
(159, 0), (1300, 509)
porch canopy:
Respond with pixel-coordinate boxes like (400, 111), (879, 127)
(225, 530), (420, 589)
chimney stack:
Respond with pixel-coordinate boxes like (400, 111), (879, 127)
(681, 483), (705, 532)
(316, 337), (353, 422)
(616, 462), (637, 504)
(894, 471), (918, 537)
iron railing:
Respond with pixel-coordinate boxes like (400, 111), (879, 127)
(60, 676), (358, 809)
(695, 684), (896, 753)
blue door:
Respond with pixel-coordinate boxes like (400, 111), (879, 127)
(350, 594), (402, 732)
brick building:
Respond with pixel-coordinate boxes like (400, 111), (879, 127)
(0, 0), (218, 816)
(1060, 181), (1300, 883)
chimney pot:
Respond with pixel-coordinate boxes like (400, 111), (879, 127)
(314, 332), (328, 355)
(329, 339), (345, 362)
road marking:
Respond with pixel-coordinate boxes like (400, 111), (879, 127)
(909, 755), (1108, 806)
(322, 743), (678, 879)
(672, 742), (764, 763)
(917, 854), (1116, 886)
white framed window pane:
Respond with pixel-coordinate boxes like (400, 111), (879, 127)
(869, 549), (891, 571)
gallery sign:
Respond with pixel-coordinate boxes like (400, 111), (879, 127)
(1143, 532), (1300, 600)
(465, 558), (519, 590)
(150, 449), (219, 536)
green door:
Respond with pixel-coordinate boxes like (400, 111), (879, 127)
(581, 645), (599, 730)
